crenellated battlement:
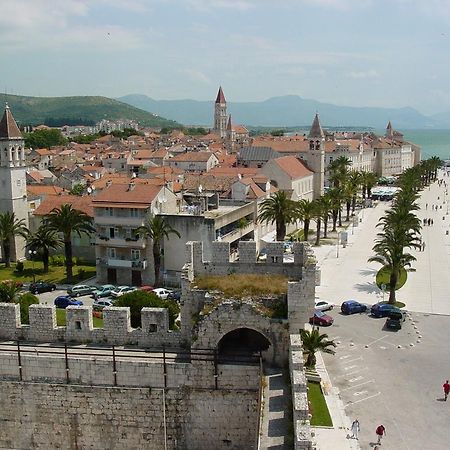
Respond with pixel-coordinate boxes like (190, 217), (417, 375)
(0, 303), (182, 348)
(184, 240), (316, 281)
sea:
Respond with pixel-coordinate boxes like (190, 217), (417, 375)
(398, 130), (450, 160)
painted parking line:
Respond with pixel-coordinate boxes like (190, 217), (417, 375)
(353, 390), (368, 397)
(343, 365), (358, 371)
(344, 391), (381, 407)
(341, 380), (374, 391)
(349, 375), (364, 383)
(339, 354), (352, 360)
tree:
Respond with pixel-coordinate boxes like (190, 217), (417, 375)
(15, 293), (39, 324)
(0, 281), (23, 303)
(137, 216), (180, 287)
(327, 156), (351, 188)
(114, 290), (179, 328)
(0, 212), (28, 268)
(300, 328), (336, 368)
(360, 171), (378, 199)
(69, 183), (85, 196)
(327, 188), (343, 232)
(320, 194), (333, 239)
(258, 191), (296, 241)
(26, 226), (63, 273)
(312, 199), (324, 246)
(24, 128), (67, 149)
(44, 204), (94, 283)
(295, 199), (316, 242)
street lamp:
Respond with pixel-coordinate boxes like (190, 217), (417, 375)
(28, 249), (37, 284)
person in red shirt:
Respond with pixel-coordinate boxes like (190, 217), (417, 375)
(443, 380), (450, 401)
(376, 425), (386, 444)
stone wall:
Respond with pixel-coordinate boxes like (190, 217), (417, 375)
(0, 381), (258, 450)
(289, 334), (313, 450)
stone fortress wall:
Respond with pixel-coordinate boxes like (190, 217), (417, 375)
(0, 240), (315, 449)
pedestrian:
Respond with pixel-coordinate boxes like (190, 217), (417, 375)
(431, 219), (434, 226)
(350, 418), (360, 439)
(376, 424), (386, 444)
(423, 218), (427, 226)
(422, 242), (426, 251)
(426, 203), (428, 210)
(428, 218), (432, 226)
(443, 380), (450, 401)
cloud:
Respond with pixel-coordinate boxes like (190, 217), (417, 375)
(183, 69), (212, 84)
(302, 0), (372, 9)
(184, 0), (256, 11)
(348, 69), (380, 79)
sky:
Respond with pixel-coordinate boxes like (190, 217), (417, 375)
(2, 0), (450, 115)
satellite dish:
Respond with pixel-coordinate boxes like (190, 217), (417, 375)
(198, 184), (203, 193)
(131, 172), (137, 178)
(87, 187), (92, 194)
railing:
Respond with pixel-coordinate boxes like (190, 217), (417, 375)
(0, 341), (261, 389)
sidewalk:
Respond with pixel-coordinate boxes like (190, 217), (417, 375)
(311, 351), (361, 450)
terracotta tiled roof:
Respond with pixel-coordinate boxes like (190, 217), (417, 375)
(134, 150), (153, 159)
(91, 174), (163, 190)
(183, 173), (236, 193)
(34, 195), (94, 217)
(35, 148), (52, 156)
(92, 183), (162, 206)
(0, 105), (22, 139)
(27, 185), (65, 197)
(170, 151), (215, 162)
(233, 125), (248, 134)
(272, 156), (313, 179)
(209, 166), (260, 177)
(252, 137), (309, 153)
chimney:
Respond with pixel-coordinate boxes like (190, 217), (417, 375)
(106, 180), (112, 188)
(128, 181), (135, 191)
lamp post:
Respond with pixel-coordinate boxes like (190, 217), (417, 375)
(29, 249), (37, 284)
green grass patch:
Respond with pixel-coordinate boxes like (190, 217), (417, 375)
(307, 381), (333, 427)
(376, 266), (407, 290)
(287, 229), (304, 241)
(56, 308), (103, 328)
(0, 261), (96, 284)
(377, 301), (406, 309)
(194, 273), (288, 298)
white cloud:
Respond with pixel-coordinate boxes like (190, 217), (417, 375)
(348, 69), (380, 79)
(302, 0), (372, 9)
(184, 0), (256, 11)
(183, 69), (212, 84)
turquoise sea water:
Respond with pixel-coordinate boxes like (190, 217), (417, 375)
(400, 130), (450, 160)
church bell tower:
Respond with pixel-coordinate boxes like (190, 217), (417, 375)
(0, 104), (28, 261)
(307, 113), (325, 199)
(213, 86), (227, 138)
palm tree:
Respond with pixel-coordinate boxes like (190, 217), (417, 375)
(0, 212), (28, 268)
(312, 199), (325, 246)
(137, 215), (180, 286)
(44, 204), (95, 283)
(327, 188), (343, 232)
(258, 191), (296, 241)
(429, 156), (442, 180)
(360, 171), (378, 199)
(300, 328), (336, 368)
(295, 198), (316, 242)
(327, 156), (351, 188)
(27, 226), (63, 273)
(319, 194), (333, 239)
(0, 281), (23, 303)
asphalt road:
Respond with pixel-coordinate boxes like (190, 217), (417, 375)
(36, 289), (95, 308)
(321, 307), (450, 450)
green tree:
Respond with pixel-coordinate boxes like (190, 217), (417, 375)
(319, 194), (333, 239)
(44, 204), (95, 283)
(137, 216), (180, 287)
(0, 212), (28, 267)
(0, 281), (23, 303)
(327, 188), (343, 232)
(15, 293), (39, 324)
(26, 226), (63, 273)
(300, 328), (336, 368)
(327, 156), (351, 188)
(360, 171), (378, 199)
(69, 183), (85, 196)
(114, 290), (179, 328)
(24, 128), (67, 149)
(312, 199), (324, 246)
(258, 191), (296, 241)
(295, 199), (316, 242)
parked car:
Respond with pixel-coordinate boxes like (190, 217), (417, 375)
(152, 288), (173, 300)
(93, 299), (114, 311)
(29, 281), (56, 294)
(315, 300), (334, 312)
(258, 248), (268, 261)
(167, 290), (182, 302)
(67, 285), (97, 297)
(371, 302), (402, 318)
(341, 300), (368, 315)
(385, 310), (407, 330)
(139, 285), (155, 293)
(54, 295), (83, 308)
(309, 310), (334, 326)
(92, 285), (116, 299)
(111, 286), (136, 298)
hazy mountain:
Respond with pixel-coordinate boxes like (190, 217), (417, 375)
(2, 94), (180, 128)
(430, 111), (450, 128)
(118, 93), (442, 129)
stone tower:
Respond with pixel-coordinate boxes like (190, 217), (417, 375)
(213, 86), (227, 138)
(0, 104), (28, 261)
(307, 113), (325, 199)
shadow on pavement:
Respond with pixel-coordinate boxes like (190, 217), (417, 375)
(354, 281), (380, 294)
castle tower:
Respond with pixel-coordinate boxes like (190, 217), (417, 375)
(225, 114), (235, 153)
(0, 104), (28, 261)
(307, 113), (325, 199)
(213, 86), (227, 138)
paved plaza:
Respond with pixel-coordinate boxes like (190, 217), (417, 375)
(312, 171), (450, 450)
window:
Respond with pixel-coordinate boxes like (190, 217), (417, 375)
(130, 208), (139, 217)
(131, 249), (140, 261)
(149, 324), (157, 333)
(75, 321), (82, 330)
(107, 248), (116, 258)
(106, 207), (113, 217)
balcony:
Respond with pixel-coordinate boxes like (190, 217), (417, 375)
(218, 222), (255, 243)
(95, 216), (145, 227)
(98, 258), (148, 270)
(95, 236), (146, 248)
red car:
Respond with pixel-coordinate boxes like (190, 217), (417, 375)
(309, 310), (334, 326)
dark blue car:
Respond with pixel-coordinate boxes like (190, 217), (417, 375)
(371, 302), (401, 318)
(341, 300), (367, 315)
(54, 295), (83, 309)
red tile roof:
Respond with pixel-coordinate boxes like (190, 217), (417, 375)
(33, 195), (94, 217)
(272, 156), (313, 179)
(0, 105), (22, 139)
(92, 183), (162, 206)
(170, 151), (216, 162)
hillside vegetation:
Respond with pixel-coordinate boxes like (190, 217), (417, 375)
(2, 94), (180, 128)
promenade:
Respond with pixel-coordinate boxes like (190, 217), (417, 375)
(310, 170), (450, 450)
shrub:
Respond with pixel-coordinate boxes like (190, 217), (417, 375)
(15, 261), (24, 273)
(114, 290), (179, 329)
(16, 293), (39, 324)
(77, 268), (86, 279)
(49, 255), (65, 266)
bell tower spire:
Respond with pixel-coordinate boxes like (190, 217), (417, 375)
(213, 86), (227, 138)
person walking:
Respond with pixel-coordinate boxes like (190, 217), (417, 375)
(350, 418), (360, 439)
(422, 241), (426, 252)
(376, 424), (386, 444)
(443, 380), (450, 401)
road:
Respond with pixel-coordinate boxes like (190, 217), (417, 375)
(320, 306), (450, 450)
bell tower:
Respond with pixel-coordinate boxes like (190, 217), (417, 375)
(0, 104), (28, 260)
(213, 86), (227, 138)
(307, 113), (325, 199)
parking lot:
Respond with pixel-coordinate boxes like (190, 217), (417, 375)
(37, 289), (95, 308)
(321, 307), (450, 449)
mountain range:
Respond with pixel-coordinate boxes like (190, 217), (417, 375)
(1, 94), (179, 128)
(118, 93), (450, 130)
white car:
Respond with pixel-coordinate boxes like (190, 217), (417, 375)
(314, 300), (334, 312)
(93, 299), (114, 310)
(110, 286), (136, 298)
(152, 288), (172, 300)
